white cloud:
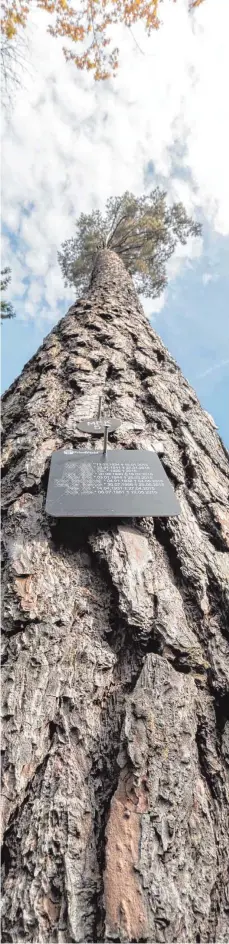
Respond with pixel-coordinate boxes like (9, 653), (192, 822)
(202, 272), (213, 286)
(167, 232), (203, 281)
(1, 0), (229, 322)
(140, 292), (167, 318)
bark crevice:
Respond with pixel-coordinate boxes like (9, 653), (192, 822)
(1, 250), (229, 942)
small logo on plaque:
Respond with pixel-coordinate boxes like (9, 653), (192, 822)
(46, 449), (181, 519)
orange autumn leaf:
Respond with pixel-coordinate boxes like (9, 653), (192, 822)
(1, 0), (206, 81)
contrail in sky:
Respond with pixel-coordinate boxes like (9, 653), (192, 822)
(197, 359), (229, 379)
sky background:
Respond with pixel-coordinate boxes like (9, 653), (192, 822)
(1, 0), (229, 446)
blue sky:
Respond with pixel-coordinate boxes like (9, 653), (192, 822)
(1, 0), (229, 447)
(156, 250), (229, 446)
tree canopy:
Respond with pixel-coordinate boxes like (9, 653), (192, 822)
(58, 189), (202, 301)
(1, 0), (206, 81)
(1, 267), (16, 320)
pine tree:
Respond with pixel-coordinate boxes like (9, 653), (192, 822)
(1, 248), (229, 943)
(58, 188), (201, 301)
(1, 267), (15, 320)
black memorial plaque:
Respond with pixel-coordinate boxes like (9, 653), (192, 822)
(46, 449), (181, 518)
(76, 418), (121, 434)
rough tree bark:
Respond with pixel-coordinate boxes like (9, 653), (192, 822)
(1, 250), (229, 944)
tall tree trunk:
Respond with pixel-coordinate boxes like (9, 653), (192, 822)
(1, 250), (229, 944)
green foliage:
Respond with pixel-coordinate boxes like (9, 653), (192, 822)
(1, 267), (16, 320)
(58, 189), (202, 299)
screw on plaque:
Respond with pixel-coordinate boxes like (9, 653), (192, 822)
(103, 424), (109, 457)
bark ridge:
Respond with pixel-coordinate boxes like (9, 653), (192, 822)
(1, 251), (229, 943)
